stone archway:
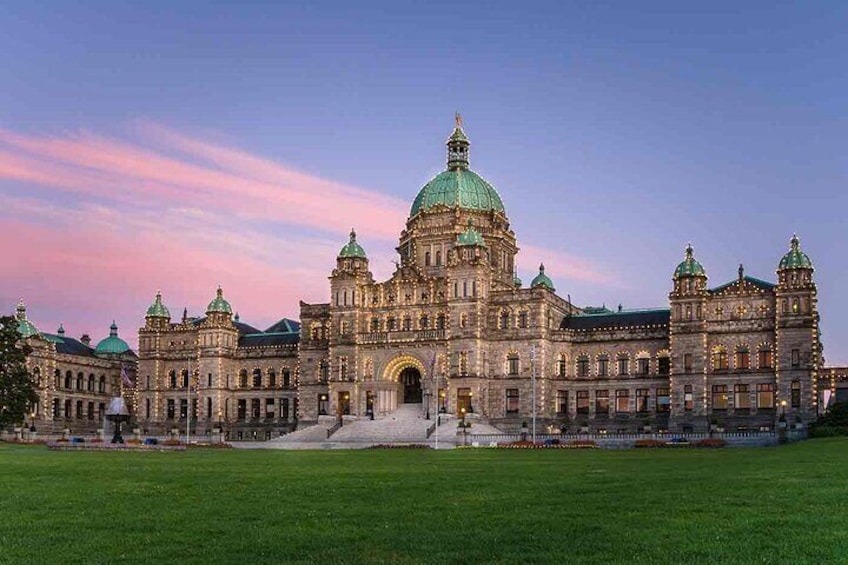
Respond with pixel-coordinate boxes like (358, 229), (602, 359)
(399, 367), (422, 404)
(374, 355), (427, 414)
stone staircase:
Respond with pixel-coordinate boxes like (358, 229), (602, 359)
(330, 403), (431, 443)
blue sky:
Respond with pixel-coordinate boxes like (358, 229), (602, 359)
(1, 1), (846, 362)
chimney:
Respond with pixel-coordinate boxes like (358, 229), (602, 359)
(80, 334), (91, 346)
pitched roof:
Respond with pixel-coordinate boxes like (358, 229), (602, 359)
(709, 276), (775, 295)
(239, 333), (300, 348)
(561, 309), (670, 331)
(264, 318), (301, 334)
(42, 333), (96, 357)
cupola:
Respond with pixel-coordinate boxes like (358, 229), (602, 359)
(530, 264), (555, 291)
(94, 321), (131, 355)
(14, 299), (40, 338)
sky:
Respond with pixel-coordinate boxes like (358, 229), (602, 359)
(1, 1), (846, 362)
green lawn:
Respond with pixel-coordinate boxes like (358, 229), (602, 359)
(1, 440), (847, 564)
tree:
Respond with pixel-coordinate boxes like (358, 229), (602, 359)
(0, 315), (38, 428)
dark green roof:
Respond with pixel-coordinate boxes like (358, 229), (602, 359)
(531, 264), (555, 291)
(674, 244), (707, 278)
(709, 276), (775, 294)
(778, 234), (813, 270)
(562, 308), (670, 331)
(411, 169), (505, 217)
(338, 229), (367, 259)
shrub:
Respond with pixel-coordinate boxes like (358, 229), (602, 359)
(634, 439), (665, 448)
(810, 403), (848, 437)
(567, 440), (597, 448)
(809, 425), (848, 438)
(162, 439), (182, 446)
(694, 438), (727, 448)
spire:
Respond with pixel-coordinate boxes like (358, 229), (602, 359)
(110, 321), (118, 336)
(15, 299), (26, 321)
(338, 228), (367, 259)
(57, 323), (65, 336)
(447, 113), (470, 171)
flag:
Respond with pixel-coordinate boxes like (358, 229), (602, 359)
(121, 365), (133, 389)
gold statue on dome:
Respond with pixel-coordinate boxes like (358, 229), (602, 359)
(455, 112), (463, 128)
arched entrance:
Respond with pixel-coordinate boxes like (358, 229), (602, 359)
(400, 367), (422, 404)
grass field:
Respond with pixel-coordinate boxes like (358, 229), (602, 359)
(2, 440), (847, 564)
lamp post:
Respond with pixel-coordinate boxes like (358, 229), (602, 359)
(530, 345), (537, 445)
(424, 390), (432, 420)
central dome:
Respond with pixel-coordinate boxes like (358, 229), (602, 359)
(410, 115), (506, 217)
(411, 169), (505, 216)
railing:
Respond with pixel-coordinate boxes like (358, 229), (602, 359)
(426, 422), (437, 439)
(468, 431), (781, 443)
(326, 419), (343, 439)
(359, 329), (446, 344)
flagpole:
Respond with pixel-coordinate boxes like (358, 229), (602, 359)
(186, 358), (191, 444)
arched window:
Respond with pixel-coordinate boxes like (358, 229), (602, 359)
(735, 347), (750, 371)
(99, 375), (106, 393)
(54, 369), (61, 389)
(576, 355), (590, 378)
(310, 323), (321, 340)
(792, 299), (800, 314)
(181, 369), (189, 388)
(403, 316), (412, 331)
(507, 353), (519, 376)
(499, 310), (510, 330)
(636, 353), (650, 376)
(238, 369), (248, 388)
(420, 315), (429, 329)
(252, 368), (262, 387)
(435, 250), (442, 266)
(758, 345), (774, 369)
(518, 310), (529, 329)
(65, 370), (72, 389)
(712, 347), (729, 371)
(319, 360), (329, 382)
(557, 354), (567, 377)
(425, 251), (431, 266)
(617, 354), (629, 376)
(597, 355), (610, 377)
(88, 374), (95, 392)
(436, 314), (446, 330)
(657, 352), (670, 375)
(282, 368), (291, 387)
(169, 370), (177, 388)
(268, 369), (277, 388)
(76, 372), (84, 390)
(370, 317), (380, 332)
(387, 317), (396, 331)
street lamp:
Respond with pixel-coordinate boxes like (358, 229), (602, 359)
(424, 390), (432, 420)
(468, 391), (474, 414)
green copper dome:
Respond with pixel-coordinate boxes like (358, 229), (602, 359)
(674, 244), (707, 279)
(146, 291), (170, 318)
(338, 229), (367, 259)
(513, 271), (522, 288)
(14, 299), (40, 338)
(206, 286), (233, 315)
(456, 220), (486, 247)
(531, 264), (555, 291)
(778, 234), (813, 270)
(95, 321), (130, 355)
(410, 117), (506, 217)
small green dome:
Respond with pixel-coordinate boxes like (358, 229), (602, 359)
(338, 229), (367, 259)
(14, 299), (40, 338)
(531, 264), (555, 291)
(206, 286), (233, 315)
(674, 244), (707, 279)
(146, 291), (170, 318)
(456, 220), (486, 247)
(513, 272), (522, 288)
(778, 234), (813, 271)
(95, 321), (130, 355)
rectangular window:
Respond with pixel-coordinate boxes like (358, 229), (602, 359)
(713, 351), (729, 371)
(265, 398), (275, 419)
(618, 358), (628, 376)
(615, 390), (629, 413)
(283, 369), (292, 387)
(576, 391), (590, 414)
(736, 350), (750, 371)
(180, 399), (188, 419)
(556, 390), (568, 416)
(712, 385), (728, 410)
(268, 372), (276, 388)
(637, 358), (650, 375)
(207, 373), (212, 387)
(597, 358), (609, 377)
(87, 401), (94, 420)
(317, 394), (329, 416)
(657, 388), (670, 413)
(577, 358), (589, 378)
(206, 397), (212, 419)
(251, 399), (261, 419)
(734, 384), (750, 410)
(507, 355), (519, 376)
(791, 380), (801, 408)
(237, 399), (247, 420)
(505, 389), (519, 414)
(658, 357), (670, 375)
(457, 388), (472, 415)
(684, 353), (693, 372)
(757, 383), (775, 409)
(253, 370), (262, 388)
(683, 385), (693, 412)
(167, 399), (175, 420)
(145, 398), (151, 419)
(281, 398), (290, 420)
(636, 389), (649, 412)
(595, 390), (609, 414)
(791, 349), (800, 368)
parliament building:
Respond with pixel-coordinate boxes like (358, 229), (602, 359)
(17, 119), (841, 438)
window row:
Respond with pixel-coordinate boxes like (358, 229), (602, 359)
(159, 368), (295, 390)
(51, 399), (106, 420)
(709, 381), (800, 410)
(367, 313), (447, 333)
(497, 309), (531, 330)
(160, 397), (294, 421)
(52, 370), (109, 393)
(551, 353), (670, 378)
(710, 345), (779, 371)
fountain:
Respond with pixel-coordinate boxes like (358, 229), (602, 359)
(105, 397), (131, 444)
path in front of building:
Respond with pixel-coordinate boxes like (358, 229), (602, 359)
(232, 403), (504, 450)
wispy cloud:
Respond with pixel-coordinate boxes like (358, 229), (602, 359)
(0, 122), (614, 344)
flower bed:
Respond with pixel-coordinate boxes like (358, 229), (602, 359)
(693, 438), (727, 448)
(634, 439), (666, 448)
(367, 444), (430, 449)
